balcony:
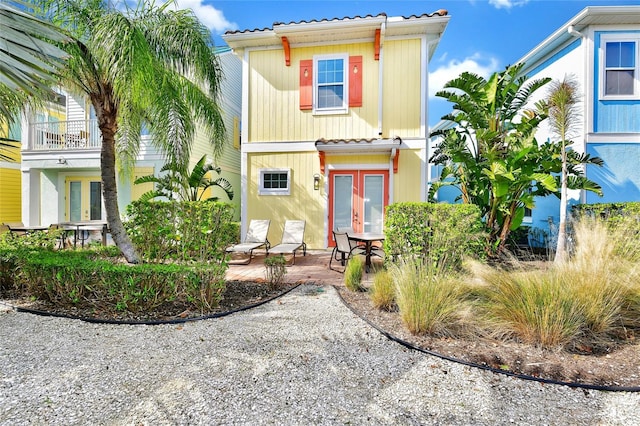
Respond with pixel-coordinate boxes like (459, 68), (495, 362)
(27, 120), (102, 151)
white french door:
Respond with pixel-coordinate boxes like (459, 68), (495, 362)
(328, 170), (388, 245)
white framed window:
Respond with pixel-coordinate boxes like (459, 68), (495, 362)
(314, 53), (349, 114)
(259, 168), (291, 195)
(600, 34), (639, 100)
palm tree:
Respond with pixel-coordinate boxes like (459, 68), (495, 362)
(33, 0), (226, 263)
(134, 154), (234, 202)
(0, 1), (70, 161)
(546, 75), (603, 263)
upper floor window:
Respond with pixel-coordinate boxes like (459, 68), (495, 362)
(314, 54), (348, 114)
(299, 54), (362, 113)
(600, 34), (639, 99)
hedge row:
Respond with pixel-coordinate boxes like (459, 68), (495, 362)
(383, 202), (486, 271)
(0, 248), (226, 311)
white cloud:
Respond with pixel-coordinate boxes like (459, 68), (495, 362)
(171, 0), (237, 33)
(488, 0), (530, 9)
(428, 53), (501, 98)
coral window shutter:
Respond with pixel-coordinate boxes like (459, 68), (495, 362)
(299, 59), (313, 110)
(349, 56), (362, 107)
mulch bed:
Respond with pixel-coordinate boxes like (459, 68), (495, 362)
(336, 285), (640, 389)
(1, 280), (297, 323)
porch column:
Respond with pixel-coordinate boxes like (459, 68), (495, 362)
(21, 169), (41, 226)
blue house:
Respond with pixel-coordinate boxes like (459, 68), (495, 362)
(430, 6), (640, 244)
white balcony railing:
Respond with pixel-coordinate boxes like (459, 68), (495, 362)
(28, 120), (102, 150)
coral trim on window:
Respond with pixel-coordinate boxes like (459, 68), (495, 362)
(349, 56), (362, 107)
(299, 59), (313, 110)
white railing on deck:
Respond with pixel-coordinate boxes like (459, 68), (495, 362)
(28, 120), (102, 150)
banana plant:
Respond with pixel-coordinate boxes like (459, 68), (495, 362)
(430, 64), (602, 254)
(135, 154), (233, 202)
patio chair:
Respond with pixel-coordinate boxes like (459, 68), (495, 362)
(337, 226), (366, 252)
(47, 224), (67, 250)
(268, 220), (307, 265)
(337, 226), (382, 256)
(4, 222), (26, 237)
(330, 230), (360, 272)
(226, 219), (271, 264)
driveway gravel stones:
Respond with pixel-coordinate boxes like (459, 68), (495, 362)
(1, 285), (638, 425)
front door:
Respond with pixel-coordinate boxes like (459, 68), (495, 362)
(328, 170), (388, 245)
(66, 177), (103, 221)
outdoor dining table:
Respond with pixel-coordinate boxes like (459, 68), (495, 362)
(347, 232), (385, 273)
(59, 221), (109, 247)
(7, 225), (49, 235)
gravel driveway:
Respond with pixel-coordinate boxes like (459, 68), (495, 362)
(1, 284), (638, 425)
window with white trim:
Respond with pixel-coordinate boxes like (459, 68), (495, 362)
(259, 169), (291, 195)
(600, 34), (639, 99)
(314, 54), (348, 114)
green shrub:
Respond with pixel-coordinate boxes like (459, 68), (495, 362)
(370, 270), (395, 311)
(384, 202), (485, 271)
(8, 249), (226, 312)
(264, 255), (287, 289)
(344, 256), (364, 292)
(391, 259), (464, 336)
(125, 200), (238, 263)
(0, 227), (61, 251)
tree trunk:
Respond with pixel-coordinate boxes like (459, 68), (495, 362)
(95, 96), (141, 264)
(555, 145), (568, 263)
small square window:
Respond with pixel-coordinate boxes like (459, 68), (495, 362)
(259, 169), (291, 195)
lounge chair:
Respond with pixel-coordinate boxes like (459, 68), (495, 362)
(268, 220), (307, 265)
(226, 219), (271, 264)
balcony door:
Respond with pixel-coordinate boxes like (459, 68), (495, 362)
(328, 170), (388, 245)
(66, 177), (103, 221)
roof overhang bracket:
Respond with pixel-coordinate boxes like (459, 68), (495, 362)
(282, 36), (291, 66)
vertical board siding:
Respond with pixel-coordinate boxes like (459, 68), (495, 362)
(325, 153), (389, 165)
(246, 152), (324, 248)
(394, 149), (423, 202)
(382, 39), (422, 138)
(248, 43), (379, 143)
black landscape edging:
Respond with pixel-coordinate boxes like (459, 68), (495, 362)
(334, 285), (640, 393)
(0, 283), (301, 326)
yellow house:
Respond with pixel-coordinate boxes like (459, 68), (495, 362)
(222, 11), (450, 249)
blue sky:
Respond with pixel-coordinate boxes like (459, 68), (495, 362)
(172, 0), (640, 128)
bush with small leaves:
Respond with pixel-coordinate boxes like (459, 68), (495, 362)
(264, 255), (287, 290)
